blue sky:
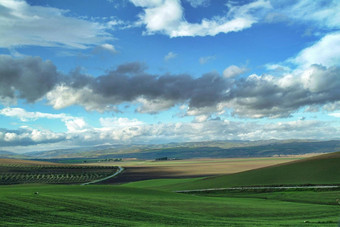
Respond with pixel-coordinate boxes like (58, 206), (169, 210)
(0, 0), (340, 153)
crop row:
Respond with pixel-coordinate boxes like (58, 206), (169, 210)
(0, 166), (118, 185)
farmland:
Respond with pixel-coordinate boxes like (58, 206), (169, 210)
(0, 152), (339, 226)
(90, 156), (306, 184)
(0, 159), (118, 185)
(155, 151), (340, 191)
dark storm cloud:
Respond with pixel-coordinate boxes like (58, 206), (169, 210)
(1, 55), (340, 118)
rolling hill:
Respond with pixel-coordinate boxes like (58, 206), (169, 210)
(164, 151), (340, 191)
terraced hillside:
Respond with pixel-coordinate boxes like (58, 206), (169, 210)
(0, 159), (118, 185)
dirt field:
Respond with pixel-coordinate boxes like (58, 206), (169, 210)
(94, 155), (319, 184)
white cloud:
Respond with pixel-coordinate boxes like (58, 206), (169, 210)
(90, 118), (340, 143)
(96, 117), (146, 141)
(79, 117), (340, 145)
(0, 107), (87, 133)
(0, 0), (112, 49)
(64, 118), (87, 133)
(131, 0), (271, 37)
(223, 65), (247, 78)
(329, 112), (340, 118)
(164, 51), (177, 61)
(1, 115), (339, 151)
(292, 32), (340, 68)
(0, 107), (64, 121)
(0, 127), (65, 147)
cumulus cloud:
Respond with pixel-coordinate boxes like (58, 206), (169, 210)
(0, 0), (112, 49)
(1, 54), (340, 119)
(46, 64), (229, 113)
(131, 0), (271, 37)
(229, 65), (340, 118)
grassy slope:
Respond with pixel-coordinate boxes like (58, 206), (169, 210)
(147, 151), (340, 191)
(0, 184), (339, 226)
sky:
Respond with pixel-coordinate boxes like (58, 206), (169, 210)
(0, 0), (340, 153)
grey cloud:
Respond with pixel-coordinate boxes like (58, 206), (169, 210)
(226, 65), (340, 118)
(0, 55), (60, 103)
(59, 63), (228, 111)
(87, 67), (229, 110)
(1, 55), (340, 118)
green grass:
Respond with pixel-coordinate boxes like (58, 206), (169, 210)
(160, 152), (340, 191)
(123, 178), (203, 189)
(0, 184), (339, 226)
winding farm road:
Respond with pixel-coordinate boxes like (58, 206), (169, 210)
(81, 166), (124, 186)
(175, 185), (340, 193)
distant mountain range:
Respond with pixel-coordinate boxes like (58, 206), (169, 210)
(2, 139), (339, 160)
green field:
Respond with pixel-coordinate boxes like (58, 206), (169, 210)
(0, 152), (340, 226)
(0, 184), (339, 226)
